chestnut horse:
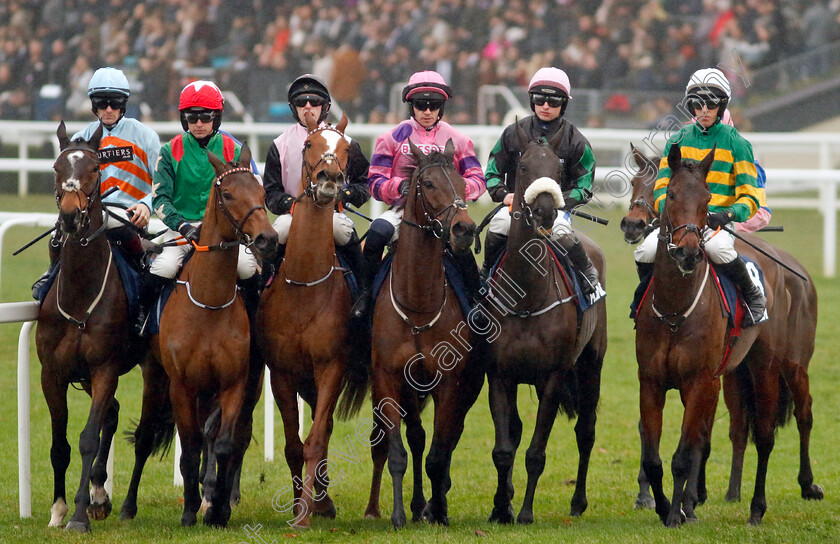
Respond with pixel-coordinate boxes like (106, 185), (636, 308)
(636, 143), (789, 526)
(484, 124), (607, 524)
(37, 122), (149, 532)
(158, 145), (277, 527)
(621, 144), (822, 508)
(363, 139), (485, 528)
(257, 113), (369, 529)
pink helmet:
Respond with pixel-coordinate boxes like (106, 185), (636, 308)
(402, 71), (453, 102)
(528, 67), (572, 99)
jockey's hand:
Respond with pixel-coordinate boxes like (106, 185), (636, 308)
(127, 203), (150, 228)
(503, 193), (514, 206)
(398, 179), (410, 197)
(707, 210), (734, 230)
(340, 188), (354, 205)
(178, 222), (200, 243)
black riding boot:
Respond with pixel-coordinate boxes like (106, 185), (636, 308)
(558, 235), (599, 296)
(136, 273), (169, 335)
(480, 232), (508, 278)
(450, 248), (481, 305)
(31, 238), (61, 299)
(339, 234), (369, 319)
(259, 243), (285, 291)
(717, 258), (768, 326)
(238, 274), (261, 330)
(630, 262), (654, 319)
(350, 223), (391, 319)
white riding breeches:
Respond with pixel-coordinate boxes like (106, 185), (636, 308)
(272, 211), (355, 246)
(634, 226), (737, 264)
(487, 206), (573, 240)
(149, 224), (259, 279)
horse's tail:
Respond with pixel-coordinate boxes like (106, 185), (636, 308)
(733, 363), (794, 442)
(336, 320), (371, 420)
(123, 409), (176, 459)
(557, 367), (580, 420)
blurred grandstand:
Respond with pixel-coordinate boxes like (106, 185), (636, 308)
(1, 0), (838, 131)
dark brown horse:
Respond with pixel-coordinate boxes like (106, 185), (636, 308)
(636, 143), (789, 526)
(158, 145), (277, 527)
(363, 139), (484, 528)
(484, 123), (607, 524)
(37, 121), (148, 532)
(621, 144), (822, 509)
(257, 113), (369, 529)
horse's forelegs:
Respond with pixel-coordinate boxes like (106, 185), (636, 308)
(66, 370), (119, 533)
(639, 379), (669, 525)
(570, 345), (603, 518)
(87, 397), (119, 521)
(120, 360), (172, 520)
(723, 375), (747, 502)
(169, 380), (203, 527)
(404, 397), (426, 522)
(271, 371), (306, 527)
(488, 377), (518, 524)
(517, 374), (563, 525)
(372, 375), (408, 529)
(364, 390), (388, 519)
(204, 383), (245, 528)
(42, 374), (70, 528)
(785, 363), (823, 500)
(635, 420), (655, 509)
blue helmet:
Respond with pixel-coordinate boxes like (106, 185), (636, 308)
(87, 68), (130, 98)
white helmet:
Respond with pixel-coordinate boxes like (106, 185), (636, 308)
(685, 68), (731, 100)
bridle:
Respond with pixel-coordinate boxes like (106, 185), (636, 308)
(212, 166), (265, 249)
(301, 125), (347, 208)
(658, 203), (705, 262)
(401, 160), (467, 243)
(54, 145), (108, 246)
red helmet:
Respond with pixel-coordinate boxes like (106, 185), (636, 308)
(179, 80), (224, 131)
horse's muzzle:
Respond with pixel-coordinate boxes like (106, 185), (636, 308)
(450, 220), (476, 252)
(252, 231), (279, 266)
(620, 216), (646, 244)
(316, 180), (338, 205)
(673, 246), (702, 273)
(59, 209), (84, 235)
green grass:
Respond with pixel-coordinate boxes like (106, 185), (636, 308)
(1, 197), (839, 543)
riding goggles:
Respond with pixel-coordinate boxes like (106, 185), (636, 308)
(686, 95), (723, 111)
(183, 110), (217, 124)
(530, 93), (567, 108)
(291, 95), (326, 108)
(412, 99), (444, 112)
(92, 97), (127, 110)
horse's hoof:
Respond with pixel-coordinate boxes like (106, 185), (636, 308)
(203, 507), (229, 528)
(803, 484), (824, 500)
(64, 520), (91, 533)
(569, 499), (588, 517)
(181, 512), (197, 527)
(488, 505), (515, 524)
(87, 498), (112, 521)
(313, 498), (337, 519)
(364, 507), (381, 519)
(199, 497), (211, 515)
(119, 501), (137, 520)
(516, 510), (534, 525)
(391, 511), (407, 529)
(635, 494), (656, 509)
(748, 514), (763, 526)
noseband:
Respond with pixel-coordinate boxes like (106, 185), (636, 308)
(213, 166), (265, 248)
(402, 161), (467, 242)
(658, 206), (705, 261)
(54, 146), (108, 245)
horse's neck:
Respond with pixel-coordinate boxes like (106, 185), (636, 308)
(183, 200), (239, 305)
(392, 206), (446, 313)
(652, 244), (708, 311)
(284, 197), (336, 281)
(503, 203), (555, 304)
(59, 213), (112, 304)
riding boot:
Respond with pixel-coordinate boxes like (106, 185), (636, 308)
(259, 243), (285, 291)
(630, 262), (654, 319)
(135, 273), (169, 335)
(558, 235), (599, 296)
(109, 225), (147, 272)
(450, 248), (481, 305)
(350, 222), (392, 319)
(237, 274), (261, 330)
(31, 236), (61, 299)
(480, 232), (508, 279)
(338, 233), (368, 319)
(717, 258), (768, 327)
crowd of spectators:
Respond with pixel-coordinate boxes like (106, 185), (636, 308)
(1, 0), (838, 125)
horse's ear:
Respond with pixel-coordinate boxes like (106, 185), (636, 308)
(631, 144), (647, 170)
(305, 114), (319, 133)
(57, 121), (70, 151)
(443, 138), (455, 158)
(667, 142), (682, 173)
(238, 144), (252, 168)
(89, 123), (103, 150)
(514, 117), (529, 150)
(336, 111), (348, 134)
(548, 120), (565, 149)
(699, 144), (716, 177)
(206, 149), (225, 174)
(408, 138), (424, 161)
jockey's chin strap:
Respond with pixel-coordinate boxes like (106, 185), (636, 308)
(401, 161), (467, 243)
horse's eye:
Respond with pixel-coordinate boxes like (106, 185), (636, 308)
(667, 190), (674, 200)
(424, 179), (434, 189)
(222, 191), (233, 201)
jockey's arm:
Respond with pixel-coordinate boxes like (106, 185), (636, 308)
(263, 143), (295, 215)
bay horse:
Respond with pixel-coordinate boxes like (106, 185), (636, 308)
(621, 144), (822, 509)
(363, 139), (485, 528)
(37, 121), (149, 532)
(484, 123), (607, 524)
(636, 142), (788, 526)
(158, 145), (277, 527)
(257, 112), (369, 529)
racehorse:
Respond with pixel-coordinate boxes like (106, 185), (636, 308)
(363, 139), (485, 528)
(158, 145), (277, 527)
(621, 143), (822, 509)
(483, 123), (607, 524)
(37, 121), (149, 532)
(636, 142), (788, 526)
(257, 112), (369, 528)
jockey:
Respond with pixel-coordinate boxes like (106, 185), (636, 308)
(482, 67), (599, 294)
(32, 67), (160, 300)
(361, 70), (486, 315)
(262, 73), (371, 314)
(137, 80), (261, 332)
(635, 67), (767, 325)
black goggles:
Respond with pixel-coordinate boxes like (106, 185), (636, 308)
(183, 111), (217, 124)
(412, 99), (444, 112)
(530, 93), (566, 108)
(291, 95), (326, 108)
(92, 97), (127, 110)
(686, 95), (724, 110)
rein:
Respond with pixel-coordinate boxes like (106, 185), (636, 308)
(651, 261), (710, 332)
(212, 166), (265, 248)
(55, 247), (114, 328)
(301, 125), (348, 208)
